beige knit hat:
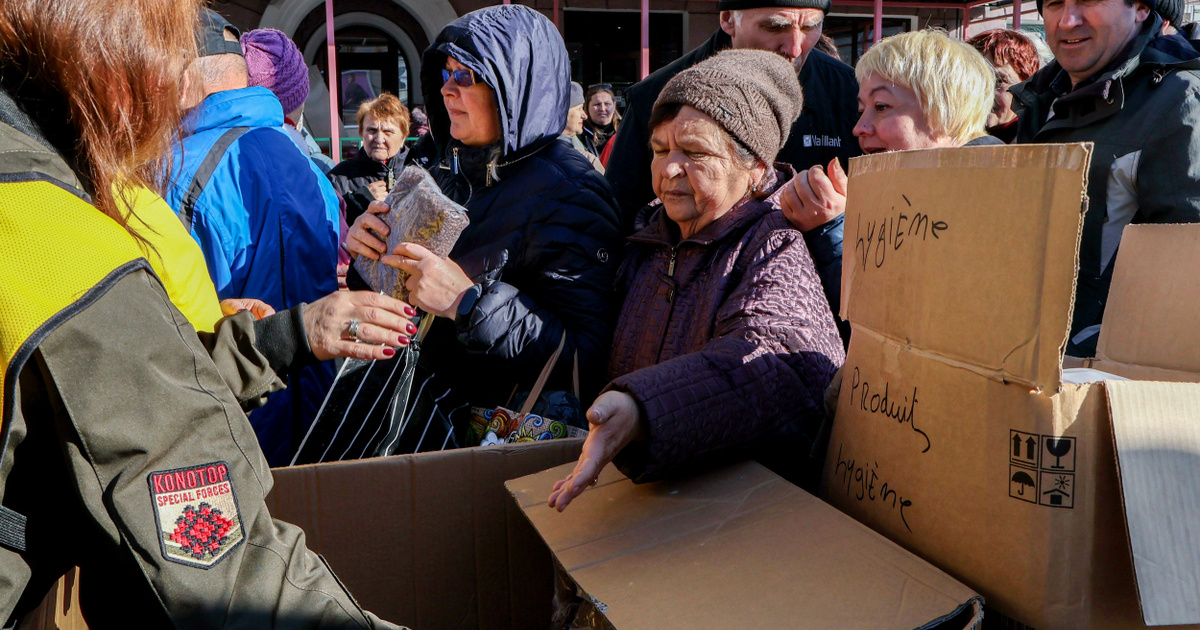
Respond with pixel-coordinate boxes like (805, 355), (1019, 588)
(653, 49), (804, 166)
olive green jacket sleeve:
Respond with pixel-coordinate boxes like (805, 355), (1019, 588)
(0, 269), (405, 629)
(197, 309), (288, 411)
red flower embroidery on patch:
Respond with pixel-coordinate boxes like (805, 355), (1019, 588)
(170, 503), (235, 560)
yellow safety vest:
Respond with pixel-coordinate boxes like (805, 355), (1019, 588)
(0, 178), (148, 426)
(121, 186), (224, 334)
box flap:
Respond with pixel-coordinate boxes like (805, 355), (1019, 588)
(1106, 380), (1200, 626)
(842, 143), (1090, 392)
(1096, 224), (1200, 376)
(508, 461), (982, 629)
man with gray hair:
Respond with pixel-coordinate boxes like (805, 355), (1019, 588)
(166, 10), (343, 466)
(604, 0), (859, 236)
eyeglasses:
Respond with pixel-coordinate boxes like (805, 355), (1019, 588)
(588, 83), (612, 91)
(442, 68), (477, 88)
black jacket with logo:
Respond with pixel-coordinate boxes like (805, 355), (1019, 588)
(604, 29), (862, 234)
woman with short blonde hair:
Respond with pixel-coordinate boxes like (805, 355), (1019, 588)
(778, 29), (999, 336)
(854, 29), (995, 147)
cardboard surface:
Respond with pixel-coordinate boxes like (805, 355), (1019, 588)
(824, 142), (1200, 630)
(265, 439), (583, 630)
(1097, 224), (1200, 376)
(1107, 380), (1200, 626)
(841, 144), (1088, 393)
(509, 460), (982, 630)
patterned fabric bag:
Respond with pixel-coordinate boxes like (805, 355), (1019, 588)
(466, 332), (588, 446)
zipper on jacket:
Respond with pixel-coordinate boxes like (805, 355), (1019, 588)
(665, 247), (678, 303)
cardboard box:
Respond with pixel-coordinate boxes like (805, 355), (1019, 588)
(266, 439), (584, 629)
(821, 144), (1200, 629)
(508, 460), (984, 629)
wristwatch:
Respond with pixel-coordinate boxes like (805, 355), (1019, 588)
(456, 283), (483, 324)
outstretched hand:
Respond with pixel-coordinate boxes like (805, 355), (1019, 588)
(780, 158), (848, 232)
(301, 290), (418, 361)
(547, 391), (646, 512)
(220, 298), (275, 320)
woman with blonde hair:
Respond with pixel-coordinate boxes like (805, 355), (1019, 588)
(779, 29), (998, 333)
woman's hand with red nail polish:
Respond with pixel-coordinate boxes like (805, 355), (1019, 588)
(301, 291), (417, 361)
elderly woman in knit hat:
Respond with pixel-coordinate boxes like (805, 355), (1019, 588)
(549, 49), (845, 510)
(241, 28), (334, 172)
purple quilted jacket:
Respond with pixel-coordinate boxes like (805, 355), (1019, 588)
(610, 167), (845, 482)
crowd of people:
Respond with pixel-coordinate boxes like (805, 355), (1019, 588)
(1, 0), (1198, 624)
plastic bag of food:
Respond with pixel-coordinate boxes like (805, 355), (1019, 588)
(353, 166), (470, 301)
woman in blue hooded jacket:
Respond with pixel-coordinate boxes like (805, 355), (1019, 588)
(346, 5), (622, 426)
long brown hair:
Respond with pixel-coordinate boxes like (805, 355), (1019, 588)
(0, 0), (202, 228)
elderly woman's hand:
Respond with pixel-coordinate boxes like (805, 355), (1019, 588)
(366, 180), (389, 201)
(302, 290), (419, 361)
(780, 158), (848, 232)
(381, 243), (474, 319)
(548, 391), (646, 512)
(344, 200), (391, 261)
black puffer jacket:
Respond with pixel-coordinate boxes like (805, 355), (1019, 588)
(327, 145), (408, 226)
(414, 5), (622, 409)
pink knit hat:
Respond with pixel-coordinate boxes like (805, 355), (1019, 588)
(241, 29), (310, 114)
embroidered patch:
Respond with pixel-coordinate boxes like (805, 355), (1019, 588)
(148, 462), (244, 568)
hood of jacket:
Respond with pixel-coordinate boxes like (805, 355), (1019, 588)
(184, 87), (284, 136)
(420, 5), (570, 161)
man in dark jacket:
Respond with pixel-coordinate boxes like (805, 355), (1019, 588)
(1011, 0), (1200, 356)
(603, 0), (858, 328)
(328, 93), (411, 226)
(605, 0), (859, 235)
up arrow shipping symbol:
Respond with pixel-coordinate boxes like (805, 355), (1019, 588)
(1013, 433), (1022, 457)
(1026, 437), (1038, 460)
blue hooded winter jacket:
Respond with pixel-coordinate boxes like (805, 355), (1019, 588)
(411, 5), (623, 414)
(165, 86), (340, 466)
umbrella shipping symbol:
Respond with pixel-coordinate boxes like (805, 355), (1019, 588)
(1009, 430), (1076, 509)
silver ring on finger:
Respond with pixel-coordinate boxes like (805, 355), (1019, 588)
(346, 318), (362, 341)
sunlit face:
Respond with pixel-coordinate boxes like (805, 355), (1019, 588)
(564, 104), (587, 136)
(989, 62), (1022, 127)
(588, 92), (616, 126)
(441, 57), (502, 147)
(853, 74), (956, 153)
(720, 7), (825, 67)
(1043, 0), (1148, 86)
(360, 113), (403, 161)
(650, 106), (764, 238)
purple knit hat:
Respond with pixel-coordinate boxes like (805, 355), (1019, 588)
(241, 29), (310, 114)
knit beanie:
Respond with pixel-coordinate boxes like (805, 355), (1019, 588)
(570, 82), (585, 108)
(241, 29), (310, 114)
(717, 0), (831, 14)
(653, 49), (803, 167)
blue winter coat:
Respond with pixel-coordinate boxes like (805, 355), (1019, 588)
(412, 5), (623, 412)
(165, 86), (340, 466)
(166, 87), (341, 308)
